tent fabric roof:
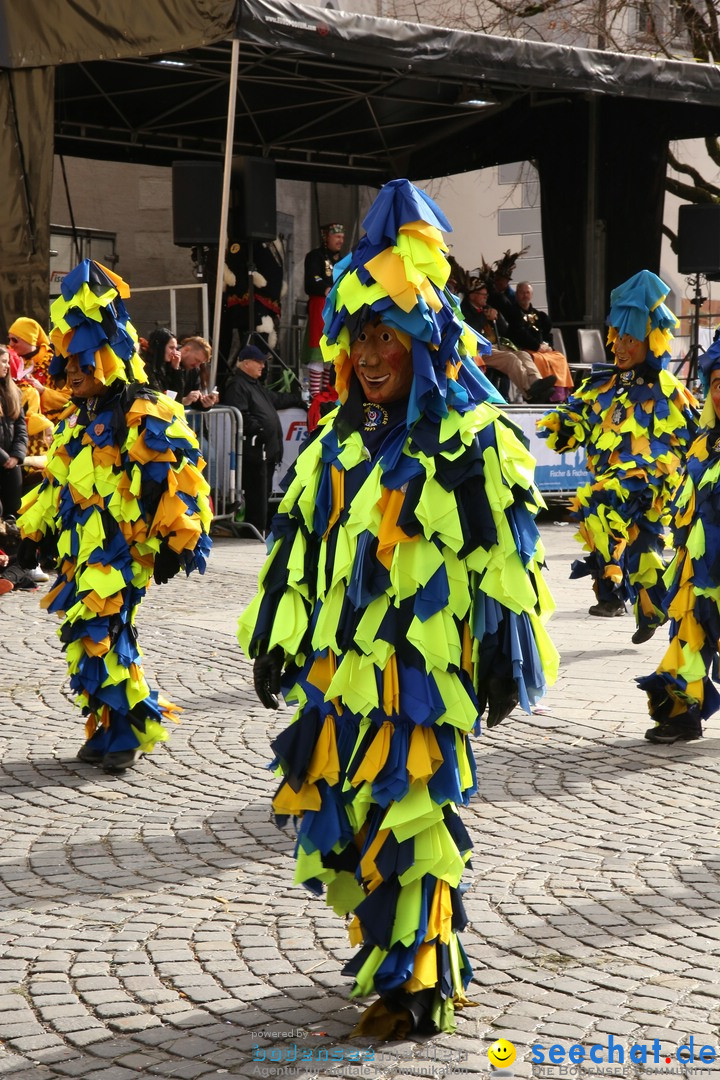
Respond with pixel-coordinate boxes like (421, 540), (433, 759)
(1, 0), (719, 333)
(2, 0), (719, 184)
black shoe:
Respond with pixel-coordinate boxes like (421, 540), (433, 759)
(645, 719), (702, 744)
(76, 743), (104, 765)
(632, 625), (657, 644)
(588, 600), (626, 617)
(525, 375), (557, 404)
(102, 749), (140, 773)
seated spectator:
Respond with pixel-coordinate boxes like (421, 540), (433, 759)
(180, 336), (219, 410)
(0, 517), (41, 593)
(222, 345), (304, 533)
(7, 318), (70, 423)
(142, 328), (185, 399)
(461, 279), (555, 403)
(507, 282), (573, 402)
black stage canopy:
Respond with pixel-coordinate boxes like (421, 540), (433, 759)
(1, 0), (719, 335)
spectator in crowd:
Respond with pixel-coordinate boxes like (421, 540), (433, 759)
(0, 343), (28, 519)
(17, 260), (212, 774)
(638, 332), (720, 743)
(8, 350), (54, 496)
(508, 281), (573, 402)
(223, 344), (304, 533)
(142, 328), (184, 399)
(7, 317), (70, 423)
(538, 270), (698, 642)
(180, 336), (219, 410)
(461, 279), (555, 403)
(238, 179), (558, 1038)
(303, 222), (345, 397)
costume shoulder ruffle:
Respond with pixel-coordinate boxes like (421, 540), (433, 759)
(538, 366), (698, 482)
(19, 387), (212, 578)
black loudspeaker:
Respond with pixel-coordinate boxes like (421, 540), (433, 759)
(231, 156), (277, 241)
(677, 204), (720, 275)
(172, 162), (223, 247)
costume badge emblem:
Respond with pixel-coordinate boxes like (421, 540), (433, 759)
(612, 404), (624, 425)
(363, 403), (389, 431)
(619, 370), (634, 385)
(94, 423), (105, 436)
(714, 437), (720, 454)
(68, 414), (78, 428)
(230, 243), (241, 254)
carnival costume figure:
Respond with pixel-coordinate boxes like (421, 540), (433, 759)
(18, 260), (212, 774)
(638, 331), (720, 743)
(538, 270), (698, 643)
(238, 180), (558, 1038)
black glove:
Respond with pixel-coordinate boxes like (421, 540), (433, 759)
(477, 675), (519, 729)
(153, 543), (182, 585)
(253, 648), (284, 709)
(16, 538), (39, 569)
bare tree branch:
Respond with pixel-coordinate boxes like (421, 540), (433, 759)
(665, 174), (718, 204)
(667, 149), (720, 200)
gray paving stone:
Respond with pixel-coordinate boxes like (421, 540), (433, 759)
(3, 529), (720, 1077)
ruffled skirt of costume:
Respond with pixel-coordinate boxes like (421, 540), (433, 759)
(569, 469), (667, 629)
(637, 548), (720, 736)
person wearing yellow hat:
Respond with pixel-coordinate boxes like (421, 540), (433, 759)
(17, 260), (213, 775)
(7, 316), (70, 423)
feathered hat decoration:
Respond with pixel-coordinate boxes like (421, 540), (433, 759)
(48, 260), (146, 387)
(491, 247), (529, 281)
(605, 270), (678, 371)
(319, 178), (501, 425)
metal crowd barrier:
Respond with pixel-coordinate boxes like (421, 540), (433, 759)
(184, 405), (262, 540)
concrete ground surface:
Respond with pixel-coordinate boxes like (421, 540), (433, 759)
(1, 521), (720, 1080)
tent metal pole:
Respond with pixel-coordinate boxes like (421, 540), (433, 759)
(210, 36), (240, 391)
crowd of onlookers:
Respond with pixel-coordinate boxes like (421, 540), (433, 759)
(447, 250), (574, 404)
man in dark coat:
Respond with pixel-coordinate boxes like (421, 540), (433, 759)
(222, 345), (304, 533)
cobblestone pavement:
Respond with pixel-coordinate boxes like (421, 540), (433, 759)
(2, 521), (720, 1080)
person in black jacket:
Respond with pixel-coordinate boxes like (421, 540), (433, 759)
(0, 345), (28, 518)
(222, 345), (304, 533)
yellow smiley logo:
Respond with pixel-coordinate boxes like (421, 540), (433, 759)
(488, 1039), (517, 1069)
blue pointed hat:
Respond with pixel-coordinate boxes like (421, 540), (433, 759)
(605, 270), (678, 370)
(318, 178), (503, 423)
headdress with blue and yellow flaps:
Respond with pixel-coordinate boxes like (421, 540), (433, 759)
(605, 270), (678, 372)
(48, 260), (147, 387)
(318, 178), (502, 428)
(697, 327), (720, 427)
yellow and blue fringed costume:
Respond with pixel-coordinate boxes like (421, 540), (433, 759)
(18, 261), (212, 759)
(638, 336), (720, 738)
(538, 273), (698, 631)
(238, 180), (558, 1034)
